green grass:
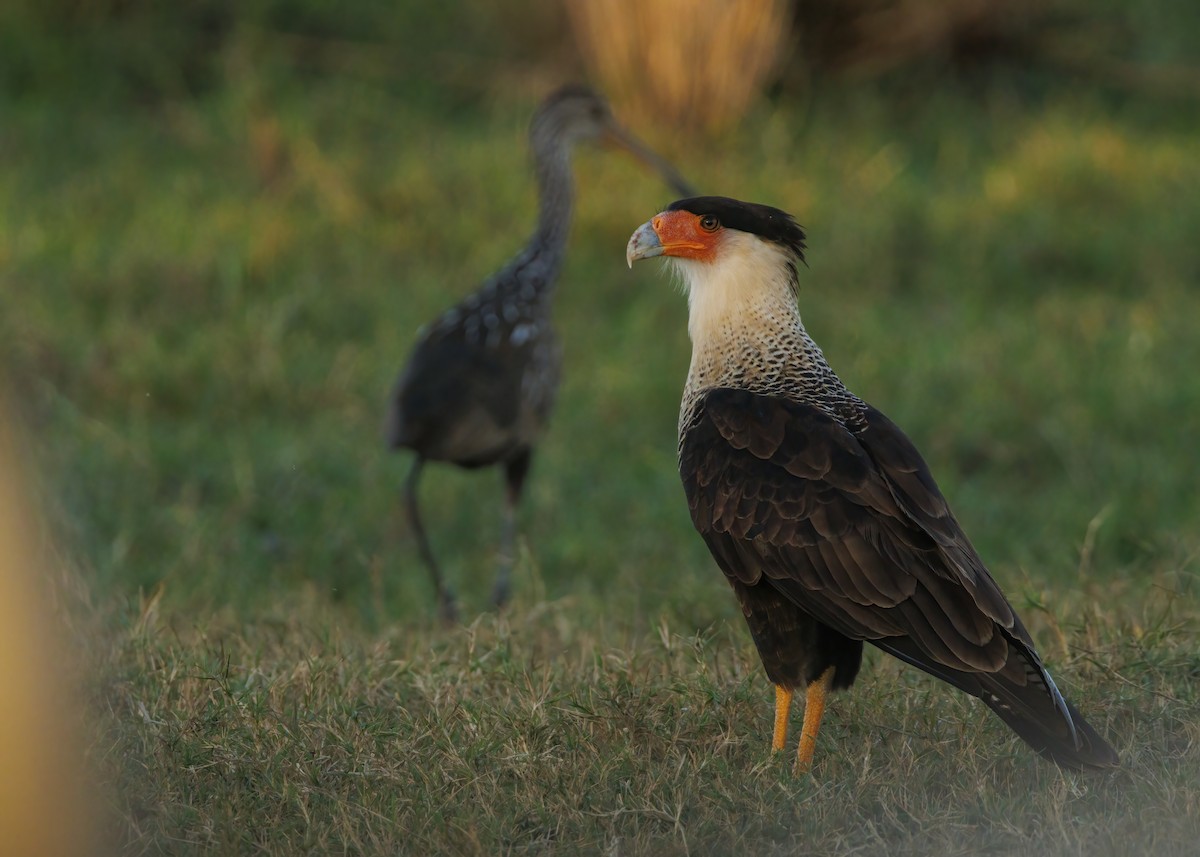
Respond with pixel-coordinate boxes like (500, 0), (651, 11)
(3, 13), (1200, 855)
(97, 592), (1194, 855)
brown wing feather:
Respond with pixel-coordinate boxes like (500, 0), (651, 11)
(683, 387), (1017, 664)
(681, 387), (1119, 768)
(855, 405), (1019, 628)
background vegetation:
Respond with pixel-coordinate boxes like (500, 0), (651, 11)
(1, 1), (1197, 853)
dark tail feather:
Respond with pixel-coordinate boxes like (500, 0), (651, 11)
(978, 681), (1119, 770)
(874, 637), (1120, 771)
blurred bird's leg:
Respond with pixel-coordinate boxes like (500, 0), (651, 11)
(797, 666), (836, 771)
(493, 450), (532, 609)
(772, 685), (794, 751)
(404, 457), (458, 624)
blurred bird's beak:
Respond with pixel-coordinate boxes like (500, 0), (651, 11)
(626, 219), (663, 268)
(604, 123), (697, 198)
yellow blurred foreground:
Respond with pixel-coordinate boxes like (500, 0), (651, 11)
(0, 402), (91, 857)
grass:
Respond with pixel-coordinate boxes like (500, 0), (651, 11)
(2, 9), (1199, 855)
(98, 593), (1195, 855)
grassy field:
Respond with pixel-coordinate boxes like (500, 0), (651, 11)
(3, 5), (1199, 854)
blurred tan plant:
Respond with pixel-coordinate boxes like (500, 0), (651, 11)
(0, 400), (91, 857)
(566, 0), (792, 132)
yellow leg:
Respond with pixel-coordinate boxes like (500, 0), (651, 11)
(772, 685), (793, 751)
(796, 666), (836, 770)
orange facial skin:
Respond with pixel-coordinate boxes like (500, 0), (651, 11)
(651, 210), (722, 263)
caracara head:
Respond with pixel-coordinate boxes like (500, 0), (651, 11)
(626, 197), (807, 340)
(626, 196), (806, 270)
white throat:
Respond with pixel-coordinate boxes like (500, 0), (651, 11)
(671, 231), (803, 371)
(667, 228), (863, 442)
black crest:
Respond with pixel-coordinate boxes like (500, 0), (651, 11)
(668, 196), (806, 262)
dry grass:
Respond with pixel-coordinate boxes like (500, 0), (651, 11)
(566, 0), (792, 131)
(89, 583), (1197, 856)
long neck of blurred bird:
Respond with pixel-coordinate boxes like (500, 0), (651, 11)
(677, 236), (866, 439)
(534, 145), (574, 262)
(502, 142), (574, 314)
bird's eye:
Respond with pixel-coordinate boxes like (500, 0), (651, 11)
(699, 214), (720, 232)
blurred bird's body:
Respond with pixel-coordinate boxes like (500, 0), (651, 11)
(388, 86), (693, 621)
(627, 196), (1119, 770)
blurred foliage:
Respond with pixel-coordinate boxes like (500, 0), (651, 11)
(1, 0), (1197, 616)
(791, 0), (1200, 82)
(0, 0), (570, 106)
(3, 0), (1199, 110)
(568, 0), (792, 131)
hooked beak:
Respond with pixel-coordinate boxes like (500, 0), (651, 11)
(626, 219), (663, 268)
(603, 123), (697, 198)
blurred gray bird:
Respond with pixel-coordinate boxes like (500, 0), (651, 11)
(387, 85), (694, 622)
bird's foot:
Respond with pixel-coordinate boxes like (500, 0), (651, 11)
(437, 590), (460, 626)
(792, 743), (817, 776)
(489, 578), (511, 611)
